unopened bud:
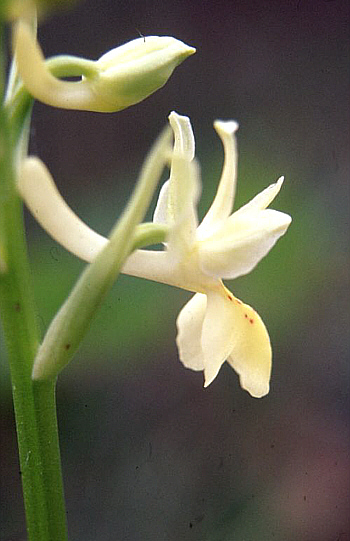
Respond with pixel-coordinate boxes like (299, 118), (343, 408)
(13, 21), (195, 112)
(92, 36), (195, 112)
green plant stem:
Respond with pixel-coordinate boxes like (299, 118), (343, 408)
(0, 106), (68, 538)
(33, 379), (68, 540)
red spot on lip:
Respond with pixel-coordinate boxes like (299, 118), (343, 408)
(249, 318), (254, 324)
(227, 295), (233, 301)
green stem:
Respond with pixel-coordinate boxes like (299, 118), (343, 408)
(33, 379), (68, 540)
(0, 105), (68, 538)
(45, 55), (98, 78)
(133, 222), (168, 250)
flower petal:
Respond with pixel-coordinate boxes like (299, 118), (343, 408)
(235, 176), (285, 214)
(153, 179), (170, 226)
(201, 289), (240, 386)
(176, 293), (206, 371)
(169, 111), (195, 161)
(225, 295), (271, 398)
(176, 288), (272, 396)
(167, 112), (198, 225)
(17, 157), (107, 261)
(197, 120), (238, 238)
(199, 208), (291, 279)
(167, 158), (200, 257)
(166, 112), (201, 258)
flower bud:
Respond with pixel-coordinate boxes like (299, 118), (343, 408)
(13, 21), (195, 112)
(92, 36), (195, 112)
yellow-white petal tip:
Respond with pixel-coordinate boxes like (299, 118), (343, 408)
(214, 119), (239, 137)
(203, 361), (223, 388)
(168, 111), (195, 161)
(240, 375), (270, 398)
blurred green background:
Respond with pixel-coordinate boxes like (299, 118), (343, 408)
(1, 0), (349, 539)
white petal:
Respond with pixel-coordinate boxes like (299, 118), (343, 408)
(168, 111), (195, 161)
(225, 294), (271, 398)
(176, 288), (272, 397)
(167, 112), (199, 230)
(201, 289), (238, 386)
(176, 293), (206, 371)
(197, 120), (238, 238)
(167, 158), (200, 261)
(235, 176), (285, 214)
(199, 208), (291, 280)
(18, 157), (107, 261)
(153, 179), (169, 225)
(165, 112), (201, 257)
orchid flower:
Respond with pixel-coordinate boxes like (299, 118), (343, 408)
(12, 20), (195, 112)
(123, 113), (292, 397)
(18, 112), (291, 397)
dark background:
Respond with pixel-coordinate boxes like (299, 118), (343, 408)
(1, 0), (349, 540)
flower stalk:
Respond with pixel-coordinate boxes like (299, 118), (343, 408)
(0, 106), (68, 539)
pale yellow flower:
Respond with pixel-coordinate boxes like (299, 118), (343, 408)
(122, 113), (291, 396)
(18, 112), (291, 397)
